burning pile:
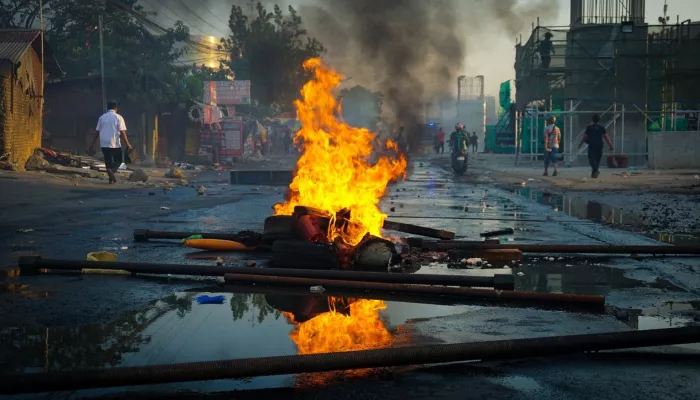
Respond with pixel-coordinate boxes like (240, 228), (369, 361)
(274, 58), (406, 246)
(273, 58), (405, 355)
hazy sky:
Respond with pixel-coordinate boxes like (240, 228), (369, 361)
(143, 0), (700, 96)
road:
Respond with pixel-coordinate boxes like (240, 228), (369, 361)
(0, 157), (699, 399)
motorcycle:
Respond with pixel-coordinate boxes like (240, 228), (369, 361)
(451, 149), (468, 175)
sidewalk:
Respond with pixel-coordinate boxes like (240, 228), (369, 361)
(468, 154), (700, 193)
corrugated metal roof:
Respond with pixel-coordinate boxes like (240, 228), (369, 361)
(0, 29), (41, 64)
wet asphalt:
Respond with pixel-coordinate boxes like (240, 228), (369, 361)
(1, 158), (699, 399)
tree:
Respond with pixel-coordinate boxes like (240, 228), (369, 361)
(2, 0), (206, 106)
(221, 2), (325, 111)
(45, 0), (195, 105)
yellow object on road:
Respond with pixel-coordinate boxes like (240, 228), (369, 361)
(184, 239), (252, 252)
(84, 251), (130, 274)
(86, 251), (118, 262)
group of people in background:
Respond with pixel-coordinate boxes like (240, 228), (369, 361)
(262, 125), (295, 155)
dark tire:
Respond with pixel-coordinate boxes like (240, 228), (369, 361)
(263, 216), (297, 243)
(271, 240), (340, 270)
(264, 215), (295, 235)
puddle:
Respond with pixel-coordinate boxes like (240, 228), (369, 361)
(516, 260), (684, 295)
(618, 301), (700, 350)
(0, 283), (50, 300)
(511, 186), (700, 246)
(0, 290), (471, 394)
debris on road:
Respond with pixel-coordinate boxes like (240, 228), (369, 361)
(16, 228), (34, 234)
(480, 227), (515, 238)
(160, 206), (170, 210)
(310, 285), (326, 294)
(197, 185), (206, 195)
(86, 251), (117, 262)
(128, 169), (149, 183)
(165, 168), (184, 179)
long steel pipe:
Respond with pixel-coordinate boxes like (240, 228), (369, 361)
(134, 229), (248, 242)
(17, 257), (514, 289)
(2, 326), (698, 395)
(409, 239), (700, 254)
(223, 274), (605, 308)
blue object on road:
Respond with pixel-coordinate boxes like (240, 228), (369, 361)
(196, 295), (226, 305)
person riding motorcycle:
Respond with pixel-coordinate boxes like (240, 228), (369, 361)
(449, 123), (469, 154)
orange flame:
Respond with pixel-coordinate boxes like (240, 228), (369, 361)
(285, 298), (392, 355)
(274, 58), (407, 246)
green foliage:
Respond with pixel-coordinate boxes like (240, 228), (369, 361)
(45, 0), (194, 105)
(3, 0), (203, 105)
(221, 2), (325, 108)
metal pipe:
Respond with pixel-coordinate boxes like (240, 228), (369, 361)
(17, 257), (514, 290)
(409, 240), (700, 255)
(223, 274), (605, 308)
(3, 326), (698, 395)
(133, 229), (252, 242)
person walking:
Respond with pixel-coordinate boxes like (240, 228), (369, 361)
(89, 101), (133, 184)
(578, 114), (614, 178)
(435, 127), (445, 154)
(470, 131), (479, 154)
(543, 117), (561, 176)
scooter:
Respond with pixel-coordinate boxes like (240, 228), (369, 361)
(451, 149), (468, 175)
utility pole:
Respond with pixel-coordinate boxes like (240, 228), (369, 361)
(98, 1), (107, 111)
(39, 0), (44, 100)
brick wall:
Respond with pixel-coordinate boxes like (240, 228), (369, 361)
(0, 49), (43, 170)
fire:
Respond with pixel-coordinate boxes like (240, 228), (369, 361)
(285, 298), (392, 355)
(274, 58), (407, 245)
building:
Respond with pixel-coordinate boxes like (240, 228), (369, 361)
(0, 29), (61, 170)
(514, 0), (700, 166)
(457, 75), (486, 151)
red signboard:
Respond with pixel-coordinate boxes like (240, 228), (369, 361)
(203, 81), (251, 105)
(198, 117), (243, 158)
(220, 117), (243, 157)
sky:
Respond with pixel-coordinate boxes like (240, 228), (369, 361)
(141, 0), (700, 96)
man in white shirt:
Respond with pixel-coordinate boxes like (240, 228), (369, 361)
(89, 101), (133, 184)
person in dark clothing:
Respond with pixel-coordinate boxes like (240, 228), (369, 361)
(283, 129), (293, 155)
(579, 114), (614, 178)
(539, 32), (555, 69)
(470, 132), (478, 154)
(396, 126), (408, 154)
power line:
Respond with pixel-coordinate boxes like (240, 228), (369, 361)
(106, 0), (227, 54)
(175, 0), (228, 34)
(139, 0), (209, 36)
(191, 0), (231, 27)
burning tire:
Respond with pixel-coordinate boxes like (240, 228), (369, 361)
(263, 216), (296, 243)
(271, 240), (340, 270)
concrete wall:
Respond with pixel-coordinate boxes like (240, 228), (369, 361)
(0, 49), (43, 170)
(649, 131), (700, 169)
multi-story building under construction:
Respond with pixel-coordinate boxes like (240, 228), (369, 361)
(513, 0), (700, 166)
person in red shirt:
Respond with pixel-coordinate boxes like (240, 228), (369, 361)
(435, 127), (445, 154)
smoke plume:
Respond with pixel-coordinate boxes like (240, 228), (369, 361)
(141, 0), (560, 123)
(299, 0), (560, 125)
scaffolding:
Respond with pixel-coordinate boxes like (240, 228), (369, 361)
(513, 17), (700, 165)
